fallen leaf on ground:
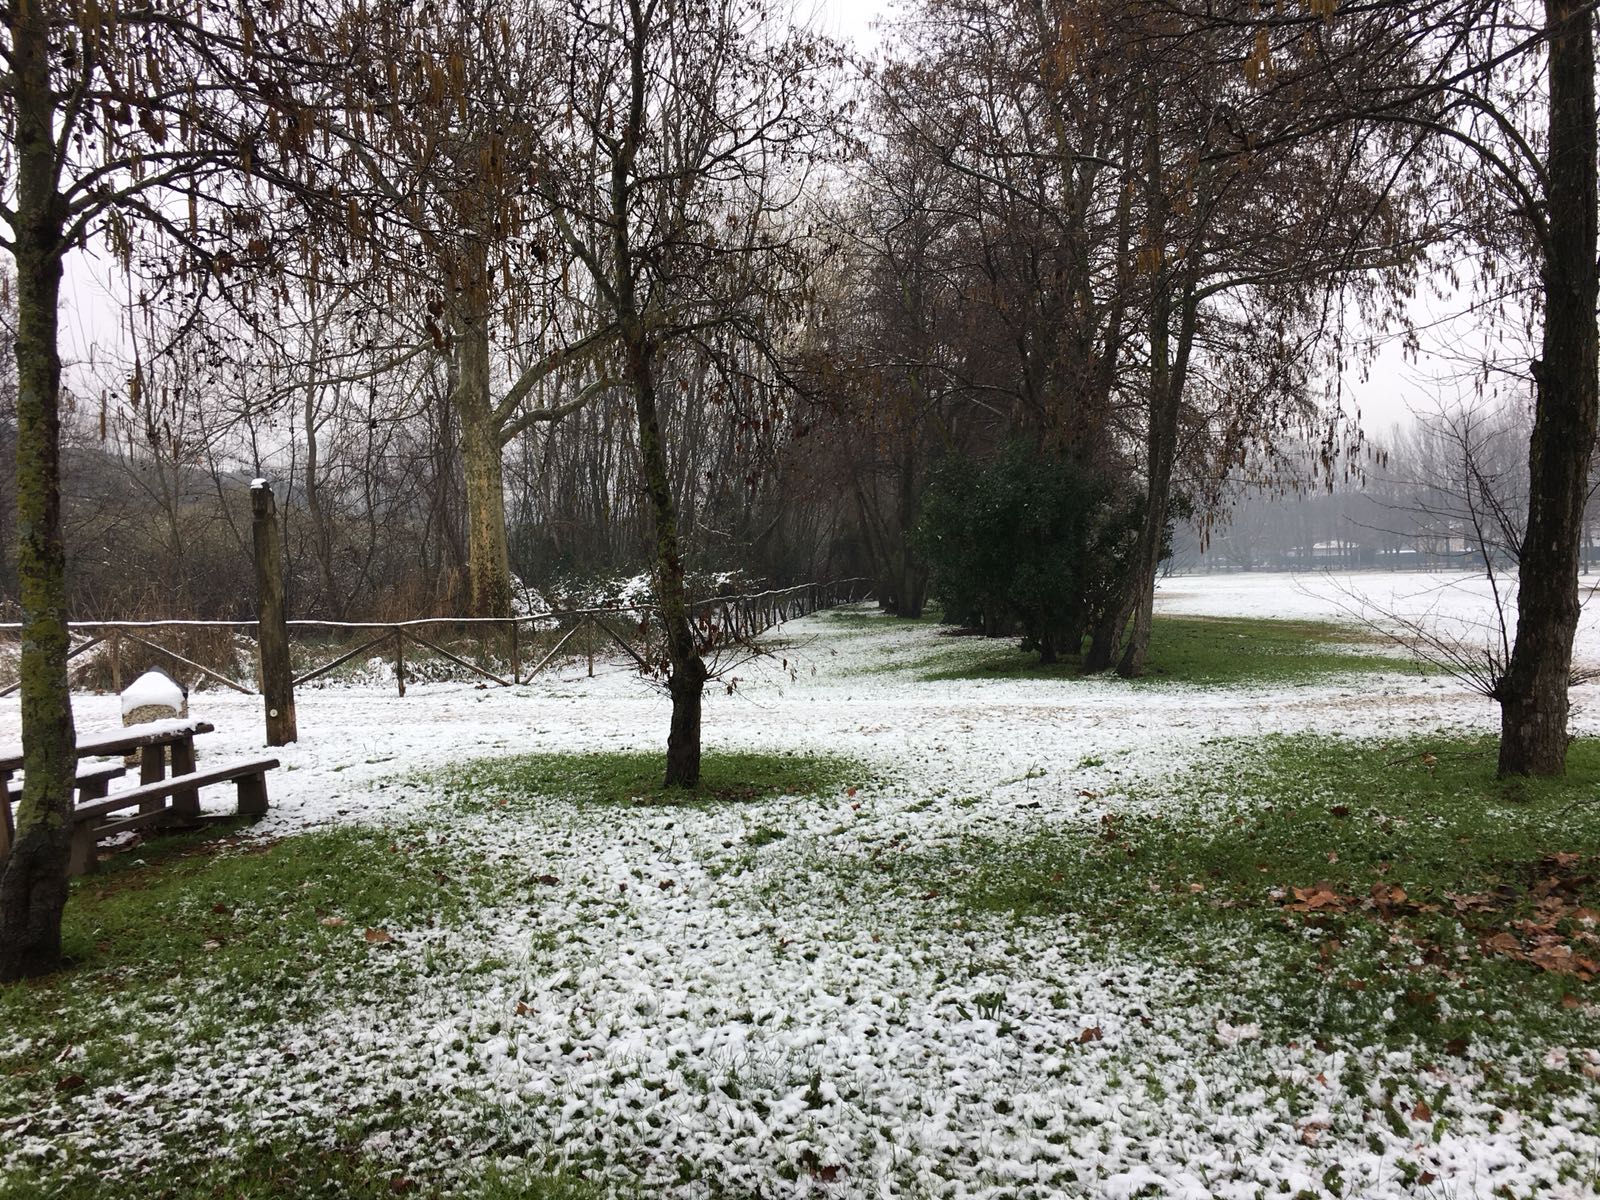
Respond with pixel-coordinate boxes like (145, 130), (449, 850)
(1483, 931), (1521, 955)
(1285, 882), (1345, 912)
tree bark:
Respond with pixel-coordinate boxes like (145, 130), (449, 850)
(1497, 0), (1598, 776)
(0, 3), (77, 981)
(1118, 81), (1200, 680)
(454, 310), (513, 619)
(627, 335), (707, 788)
(1118, 86), (1176, 679)
(1119, 291), (1196, 678)
(300, 324), (344, 620)
(252, 482), (298, 747)
(1084, 599), (1131, 671)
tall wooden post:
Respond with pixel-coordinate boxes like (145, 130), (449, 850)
(107, 629), (122, 693)
(251, 480), (298, 746)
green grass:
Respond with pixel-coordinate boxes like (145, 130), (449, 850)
(434, 749), (866, 810)
(915, 614), (1414, 685)
(0, 822), (531, 1196)
(1, 1140), (613, 1200)
(856, 734), (1600, 1060)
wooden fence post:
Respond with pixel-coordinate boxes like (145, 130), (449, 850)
(394, 629), (407, 697)
(251, 480), (298, 746)
(509, 620), (520, 685)
(108, 629), (122, 693)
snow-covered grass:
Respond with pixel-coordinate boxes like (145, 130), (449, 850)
(2, 572), (1599, 1199)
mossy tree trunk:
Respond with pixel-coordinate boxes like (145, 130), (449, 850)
(0, 2), (78, 982)
(1497, 0), (1598, 776)
(453, 302), (514, 620)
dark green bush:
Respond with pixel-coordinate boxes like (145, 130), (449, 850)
(916, 448), (1143, 661)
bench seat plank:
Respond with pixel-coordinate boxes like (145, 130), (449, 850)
(66, 756), (278, 875)
(74, 757), (280, 823)
(6, 761), (127, 798)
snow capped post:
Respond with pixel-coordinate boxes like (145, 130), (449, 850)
(120, 669), (186, 727)
(251, 480), (298, 746)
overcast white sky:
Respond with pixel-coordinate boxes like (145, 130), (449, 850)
(812, 0), (895, 48)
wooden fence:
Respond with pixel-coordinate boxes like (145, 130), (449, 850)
(0, 578), (871, 700)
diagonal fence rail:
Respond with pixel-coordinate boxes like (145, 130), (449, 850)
(0, 578), (871, 699)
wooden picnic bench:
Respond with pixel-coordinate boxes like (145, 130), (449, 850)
(0, 719), (217, 790)
(64, 755), (279, 873)
(0, 720), (279, 874)
(5, 760), (127, 803)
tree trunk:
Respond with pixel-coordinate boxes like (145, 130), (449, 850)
(252, 482), (298, 747)
(301, 369), (343, 620)
(1116, 445), (1173, 679)
(628, 335), (707, 788)
(1084, 602), (1129, 672)
(1118, 296), (1195, 678)
(1497, 0), (1598, 776)
(1119, 88), (1179, 679)
(0, 5), (77, 982)
(893, 426), (925, 619)
(455, 313), (513, 619)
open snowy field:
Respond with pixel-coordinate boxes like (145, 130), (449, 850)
(2, 571), (1598, 1200)
(1158, 569), (1600, 671)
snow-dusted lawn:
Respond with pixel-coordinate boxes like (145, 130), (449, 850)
(2, 571), (1598, 1199)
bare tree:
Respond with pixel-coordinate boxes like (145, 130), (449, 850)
(541, 0), (837, 786)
